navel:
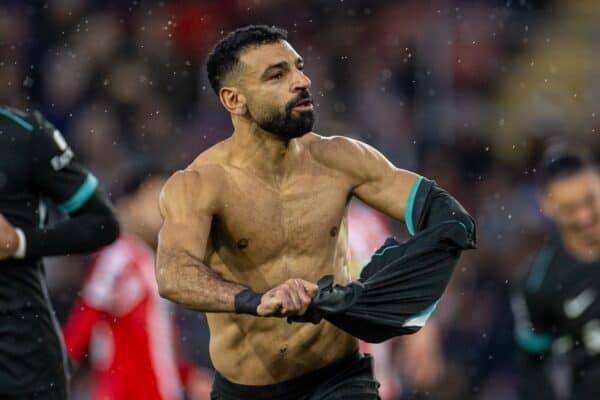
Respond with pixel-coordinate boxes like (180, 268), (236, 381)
(330, 226), (338, 237)
(237, 238), (249, 250)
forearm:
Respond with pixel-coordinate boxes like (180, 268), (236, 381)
(19, 191), (119, 259)
(156, 251), (248, 312)
(22, 212), (118, 259)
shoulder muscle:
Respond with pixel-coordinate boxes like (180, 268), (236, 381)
(159, 165), (224, 220)
(310, 135), (397, 185)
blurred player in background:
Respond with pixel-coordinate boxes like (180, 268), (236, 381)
(63, 168), (211, 400)
(0, 106), (119, 399)
(512, 150), (600, 400)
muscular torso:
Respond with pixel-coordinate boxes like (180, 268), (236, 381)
(195, 134), (358, 384)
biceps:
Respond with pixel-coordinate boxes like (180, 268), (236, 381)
(353, 169), (419, 221)
(156, 218), (211, 291)
(157, 215), (211, 263)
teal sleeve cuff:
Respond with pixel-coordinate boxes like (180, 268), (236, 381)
(405, 176), (424, 235)
(58, 174), (98, 214)
(515, 326), (554, 353)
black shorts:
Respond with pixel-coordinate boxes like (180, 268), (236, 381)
(211, 351), (380, 400)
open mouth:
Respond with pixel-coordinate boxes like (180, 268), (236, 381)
(293, 98), (314, 111)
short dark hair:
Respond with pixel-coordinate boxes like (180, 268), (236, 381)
(206, 25), (288, 95)
(538, 147), (593, 189)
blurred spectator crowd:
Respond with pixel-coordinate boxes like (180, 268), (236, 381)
(2, 0), (599, 399)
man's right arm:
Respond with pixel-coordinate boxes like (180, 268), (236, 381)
(156, 168), (316, 315)
(156, 168), (246, 312)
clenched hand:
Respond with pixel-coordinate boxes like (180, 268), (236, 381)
(257, 279), (318, 317)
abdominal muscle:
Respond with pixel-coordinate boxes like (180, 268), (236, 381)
(208, 312), (358, 385)
(205, 220), (358, 385)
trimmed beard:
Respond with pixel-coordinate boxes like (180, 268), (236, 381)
(253, 93), (315, 139)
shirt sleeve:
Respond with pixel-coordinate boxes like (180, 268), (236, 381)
(512, 243), (560, 354)
(29, 110), (97, 214)
(511, 291), (555, 354)
(511, 287), (560, 400)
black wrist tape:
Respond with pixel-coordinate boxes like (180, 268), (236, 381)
(234, 289), (262, 315)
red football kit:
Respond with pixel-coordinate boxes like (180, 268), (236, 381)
(63, 236), (188, 400)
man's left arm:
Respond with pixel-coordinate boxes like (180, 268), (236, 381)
(328, 136), (475, 244)
(292, 137), (476, 333)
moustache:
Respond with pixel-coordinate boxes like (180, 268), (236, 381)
(286, 90), (313, 112)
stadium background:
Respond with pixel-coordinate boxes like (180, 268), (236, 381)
(1, 0), (599, 399)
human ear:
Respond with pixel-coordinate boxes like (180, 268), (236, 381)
(219, 87), (247, 115)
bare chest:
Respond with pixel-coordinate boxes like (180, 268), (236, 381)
(210, 167), (350, 268)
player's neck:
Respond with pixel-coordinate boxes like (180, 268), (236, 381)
(230, 116), (297, 176)
(562, 231), (600, 262)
